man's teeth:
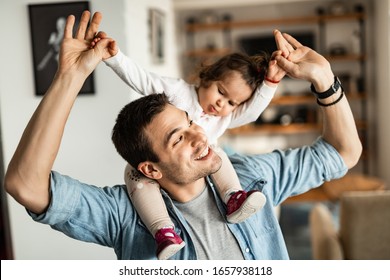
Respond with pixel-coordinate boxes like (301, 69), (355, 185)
(196, 146), (209, 160)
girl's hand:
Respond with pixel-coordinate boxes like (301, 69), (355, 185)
(90, 31), (118, 60)
(264, 50), (287, 86)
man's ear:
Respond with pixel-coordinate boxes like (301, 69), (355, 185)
(137, 162), (162, 180)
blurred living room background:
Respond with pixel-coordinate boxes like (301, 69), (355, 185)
(0, 0), (389, 259)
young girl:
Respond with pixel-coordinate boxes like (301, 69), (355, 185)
(92, 33), (285, 260)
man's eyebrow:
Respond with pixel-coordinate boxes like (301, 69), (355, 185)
(164, 111), (189, 147)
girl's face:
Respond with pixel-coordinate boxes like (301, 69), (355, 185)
(197, 71), (253, 117)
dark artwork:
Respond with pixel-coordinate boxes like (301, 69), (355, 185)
(28, 1), (94, 96)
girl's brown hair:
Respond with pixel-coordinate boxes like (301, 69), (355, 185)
(198, 52), (270, 91)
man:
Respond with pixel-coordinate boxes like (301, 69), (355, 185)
(4, 11), (361, 260)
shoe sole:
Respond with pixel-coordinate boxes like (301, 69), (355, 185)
(158, 241), (186, 260)
(227, 192), (266, 223)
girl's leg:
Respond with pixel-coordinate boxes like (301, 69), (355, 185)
(211, 147), (242, 203)
(124, 164), (185, 259)
(211, 147), (267, 223)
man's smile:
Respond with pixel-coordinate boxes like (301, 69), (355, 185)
(195, 146), (211, 160)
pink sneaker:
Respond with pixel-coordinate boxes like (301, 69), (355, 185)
(226, 190), (266, 223)
(155, 228), (185, 260)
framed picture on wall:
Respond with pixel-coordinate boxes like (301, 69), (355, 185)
(149, 8), (165, 64)
(28, 1), (94, 96)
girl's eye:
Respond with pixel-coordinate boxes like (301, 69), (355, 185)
(189, 120), (193, 127)
(228, 101), (235, 106)
(218, 89), (224, 95)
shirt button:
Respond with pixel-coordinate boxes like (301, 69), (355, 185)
(245, 248), (250, 253)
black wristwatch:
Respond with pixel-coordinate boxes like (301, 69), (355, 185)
(310, 76), (342, 99)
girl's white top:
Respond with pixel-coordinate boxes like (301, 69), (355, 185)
(105, 50), (277, 145)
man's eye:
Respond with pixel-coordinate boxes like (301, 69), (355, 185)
(173, 136), (183, 146)
(229, 101), (235, 106)
(218, 89), (224, 95)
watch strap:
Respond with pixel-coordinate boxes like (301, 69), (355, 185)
(311, 76), (342, 99)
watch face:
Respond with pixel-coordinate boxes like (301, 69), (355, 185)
(332, 77), (341, 92)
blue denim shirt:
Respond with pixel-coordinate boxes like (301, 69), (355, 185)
(29, 137), (347, 259)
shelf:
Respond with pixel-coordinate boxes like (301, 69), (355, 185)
(271, 93), (366, 106)
(283, 173), (385, 204)
(186, 12), (365, 32)
(319, 13), (365, 22)
(185, 48), (231, 57)
(183, 7), (370, 173)
(185, 48), (366, 61)
(227, 123), (321, 135)
(271, 95), (313, 106)
(347, 93), (366, 100)
(227, 118), (367, 136)
(356, 120), (367, 130)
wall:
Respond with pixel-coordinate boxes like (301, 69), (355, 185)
(0, 0), (178, 259)
(374, 0), (390, 186)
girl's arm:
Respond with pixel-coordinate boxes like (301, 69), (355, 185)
(104, 50), (167, 96)
(92, 32), (197, 113)
(228, 81), (276, 128)
(228, 53), (286, 128)
(92, 31), (173, 96)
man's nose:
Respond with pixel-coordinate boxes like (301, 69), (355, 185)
(188, 128), (207, 147)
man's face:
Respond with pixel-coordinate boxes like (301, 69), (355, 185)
(145, 104), (222, 185)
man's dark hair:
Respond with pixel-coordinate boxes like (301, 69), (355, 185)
(112, 93), (171, 168)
